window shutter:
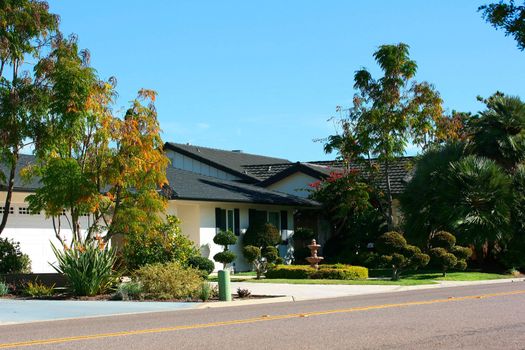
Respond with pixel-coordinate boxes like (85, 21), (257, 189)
(215, 208), (226, 232)
(234, 208), (240, 236)
(280, 211), (288, 231)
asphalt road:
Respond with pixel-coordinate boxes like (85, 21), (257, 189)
(1, 282), (524, 350)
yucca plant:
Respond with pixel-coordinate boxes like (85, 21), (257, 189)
(51, 238), (117, 296)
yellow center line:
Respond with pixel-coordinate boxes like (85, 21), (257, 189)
(1, 289), (524, 349)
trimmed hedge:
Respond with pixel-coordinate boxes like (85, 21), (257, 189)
(266, 264), (368, 280)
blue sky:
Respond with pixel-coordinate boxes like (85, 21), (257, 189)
(47, 1), (525, 161)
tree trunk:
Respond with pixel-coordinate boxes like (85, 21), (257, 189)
(392, 266), (399, 281)
(0, 152), (18, 235)
(384, 158), (394, 231)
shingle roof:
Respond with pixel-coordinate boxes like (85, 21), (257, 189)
(165, 142), (291, 181)
(308, 157), (415, 194)
(166, 167), (319, 206)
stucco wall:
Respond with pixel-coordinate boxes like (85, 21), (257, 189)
(266, 172), (318, 198)
(0, 192), (89, 273)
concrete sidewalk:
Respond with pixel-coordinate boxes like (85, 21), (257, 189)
(221, 277), (525, 301)
(0, 299), (199, 325)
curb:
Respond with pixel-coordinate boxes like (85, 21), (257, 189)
(197, 296), (294, 309)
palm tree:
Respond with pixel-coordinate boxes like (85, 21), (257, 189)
(470, 94), (525, 171)
(444, 155), (512, 264)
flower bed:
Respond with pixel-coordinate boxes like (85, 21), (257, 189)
(266, 264), (368, 280)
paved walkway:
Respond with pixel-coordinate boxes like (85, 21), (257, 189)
(0, 299), (198, 325)
(224, 277), (525, 301)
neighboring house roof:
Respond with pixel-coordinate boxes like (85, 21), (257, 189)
(308, 157), (415, 195)
(0, 154), (39, 192)
(166, 168), (319, 206)
(164, 142), (290, 182)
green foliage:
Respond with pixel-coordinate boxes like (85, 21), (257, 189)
(243, 223), (281, 248)
(428, 231), (471, 276)
(187, 256), (215, 279)
(480, 1), (525, 51)
(0, 281), (8, 296)
(292, 228), (315, 241)
(212, 230), (237, 269)
(122, 215), (198, 271)
(376, 232), (430, 280)
(213, 251), (236, 266)
(266, 264), (368, 280)
(114, 281), (143, 301)
(213, 230), (237, 246)
(51, 239), (117, 296)
(24, 281), (55, 298)
(198, 282), (217, 302)
(0, 238), (31, 274)
(430, 231), (456, 250)
(243, 245), (280, 279)
(134, 262), (203, 300)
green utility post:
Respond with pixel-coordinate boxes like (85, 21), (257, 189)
(218, 270), (231, 301)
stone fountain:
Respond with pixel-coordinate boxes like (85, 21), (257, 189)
(305, 239), (324, 269)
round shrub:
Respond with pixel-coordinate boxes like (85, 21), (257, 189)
(262, 246), (279, 263)
(187, 256), (215, 278)
(243, 223), (281, 247)
(455, 260), (468, 271)
(293, 227), (315, 241)
(0, 238), (31, 274)
(430, 247), (458, 276)
(430, 231), (456, 249)
(134, 262), (202, 299)
(213, 230), (237, 246)
(376, 232), (407, 254)
(242, 245), (261, 263)
(451, 246), (472, 260)
(213, 251), (236, 265)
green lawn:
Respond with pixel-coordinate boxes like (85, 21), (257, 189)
(221, 270), (516, 286)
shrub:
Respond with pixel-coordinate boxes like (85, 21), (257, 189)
(198, 282), (217, 301)
(134, 262), (202, 299)
(122, 215), (198, 271)
(243, 223), (281, 248)
(243, 245), (280, 279)
(293, 228), (316, 241)
(114, 281), (143, 300)
(0, 238), (31, 274)
(51, 239), (117, 296)
(24, 281), (55, 298)
(213, 230), (237, 269)
(376, 232), (430, 280)
(213, 230), (237, 246)
(430, 231), (456, 250)
(237, 288), (251, 298)
(266, 264), (368, 280)
(187, 256), (215, 278)
(213, 251), (236, 267)
(0, 281), (9, 296)
(428, 231), (472, 276)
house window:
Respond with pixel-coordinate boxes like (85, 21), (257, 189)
(215, 207), (240, 235)
(0, 207), (14, 214)
(18, 207), (37, 215)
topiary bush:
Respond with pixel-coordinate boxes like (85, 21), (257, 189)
(266, 264), (368, 280)
(243, 245), (279, 279)
(134, 262), (203, 300)
(428, 231), (472, 276)
(187, 256), (215, 278)
(0, 238), (31, 274)
(243, 223), (281, 248)
(213, 230), (237, 270)
(376, 232), (430, 281)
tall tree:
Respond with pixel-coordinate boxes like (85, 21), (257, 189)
(480, 1), (525, 51)
(325, 43), (443, 230)
(0, 0), (59, 235)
